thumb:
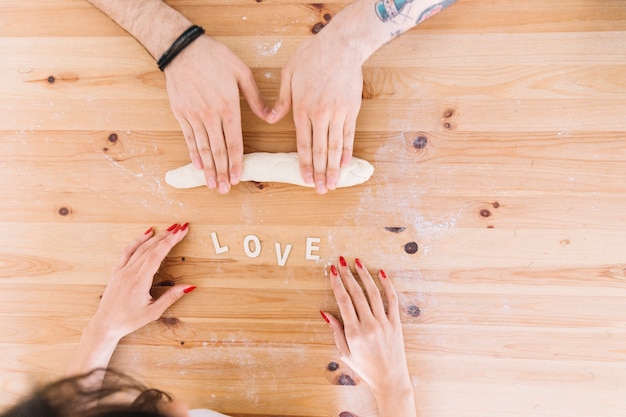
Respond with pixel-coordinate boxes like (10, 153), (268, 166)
(321, 311), (350, 358)
(265, 70), (293, 124)
(239, 71), (270, 121)
(151, 285), (196, 317)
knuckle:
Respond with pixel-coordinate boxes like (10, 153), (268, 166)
(313, 147), (327, 158)
(211, 146), (227, 159)
(328, 142), (342, 154)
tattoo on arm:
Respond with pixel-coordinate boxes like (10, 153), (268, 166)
(374, 0), (457, 24)
(375, 0), (414, 22)
(415, 0), (457, 24)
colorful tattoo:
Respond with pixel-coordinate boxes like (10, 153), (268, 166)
(415, 0), (457, 24)
(374, 0), (457, 23)
(375, 0), (414, 22)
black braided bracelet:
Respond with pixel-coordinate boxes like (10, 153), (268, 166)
(157, 25), (205, 71)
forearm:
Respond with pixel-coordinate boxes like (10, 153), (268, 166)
(67, 319), (122, 376)
(87, 0), (193, 59)
(320, 0), (458, 64)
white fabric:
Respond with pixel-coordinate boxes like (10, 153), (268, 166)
(165, 152), (374, 189)
(189, 409), (231, 417)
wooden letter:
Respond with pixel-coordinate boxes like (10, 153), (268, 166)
(244, 234), (261, 258)
(305, 237), (321, 261)
(275, 242), (293, 267)
(211, 232), (229, 255)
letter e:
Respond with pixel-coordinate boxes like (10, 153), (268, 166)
(305, 237), (321, 261)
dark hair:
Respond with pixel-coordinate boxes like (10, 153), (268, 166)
(1, 369), (171, 417)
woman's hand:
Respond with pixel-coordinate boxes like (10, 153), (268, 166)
(68, 224), (196, 375)
(322, 257), (417, 417)
(165, 37), (269, 194)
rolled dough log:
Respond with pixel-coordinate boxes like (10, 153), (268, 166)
(165, 152), (374, 189)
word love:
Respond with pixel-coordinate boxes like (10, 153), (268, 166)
(210, 232), (321, 267)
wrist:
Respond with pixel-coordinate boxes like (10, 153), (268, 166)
(317, 1), (383, 65)
(83, 316), (124, 346)
(372, 381), (416, 417)
(67, 320), (122, 376)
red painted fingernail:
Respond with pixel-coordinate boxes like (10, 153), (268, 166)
(380, 269), (387, 279)
(355, 258), (363, 269)
(180, 222), (189, 231)
(172, 224), (181, 234)
(330, 265), (338, 276)
(166, 223), (178, 232)
(144, 227), (153, 235)
(320, 311), (330, 324)
(339, 256), (347, 267)
(183, 286), (196, 294)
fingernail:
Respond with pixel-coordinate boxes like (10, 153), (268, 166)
(183, 286), (197, 294)
(380, 269), (387, 279)
(330, 265), (338, 276)
(230, 173), (239, 184)
(355, 258), (363, 269)
(144, 227), (153, 235)
(327, 178), (337, 191)
(166, 223), (178, 232)
(219, 182), (230, 194)
(339, 256), (347, 267)
(207, 177), (217, 189)
(172, 224), (181, 234)
(320, 311), (330, 324)
(180, 222), (189, 231)
(304, 174), (314, 185)
(316, 181), (326, 193)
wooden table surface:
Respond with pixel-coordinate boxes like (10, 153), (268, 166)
(2, 1), (626, 416)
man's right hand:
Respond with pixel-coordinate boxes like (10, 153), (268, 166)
(165, 36), (269, 193)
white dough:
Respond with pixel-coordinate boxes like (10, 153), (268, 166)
(165, 152), (374, 189)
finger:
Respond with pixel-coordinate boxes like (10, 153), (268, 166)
(206, 121), (231, 194)
(116, 228), (154, 269)
(191, 123), (217, 189)
(135, 225), (189, 281)
(295, 112), (314, 186)
(221, 105), (244, 186)
(329, 263), (359, 325)
(238, 67), (269, 121)
(321, 310), (351, 358)
(341, 112), (357, 168)
(149, 284), (196, 320)
(266, 68), (293, 124)
(378, 269), (400, 324)
(354, 258), (385, 318)
(177, 116), (202, 170)
(337, 257), (372, 321)
(125, 223), (185, 272)
(311, 118), (329, 194)
(326, 117), (344, 190)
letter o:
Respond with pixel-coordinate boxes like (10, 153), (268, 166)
(243, 234), (261, 258)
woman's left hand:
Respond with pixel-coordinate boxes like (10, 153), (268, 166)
(68, 223), (195, 375)
(91, 223), (196, 341)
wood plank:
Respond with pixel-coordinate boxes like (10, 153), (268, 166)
(2, 1), (626, 416)
(2, 1), (625, 37)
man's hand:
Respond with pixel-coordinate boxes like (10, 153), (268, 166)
(166, 36), (269, 193)
(266, 31), (364, 194)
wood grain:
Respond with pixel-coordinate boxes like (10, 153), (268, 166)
(1, 1), (626, 416)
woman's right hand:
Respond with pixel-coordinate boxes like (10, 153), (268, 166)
(321, 257), (417, 417)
